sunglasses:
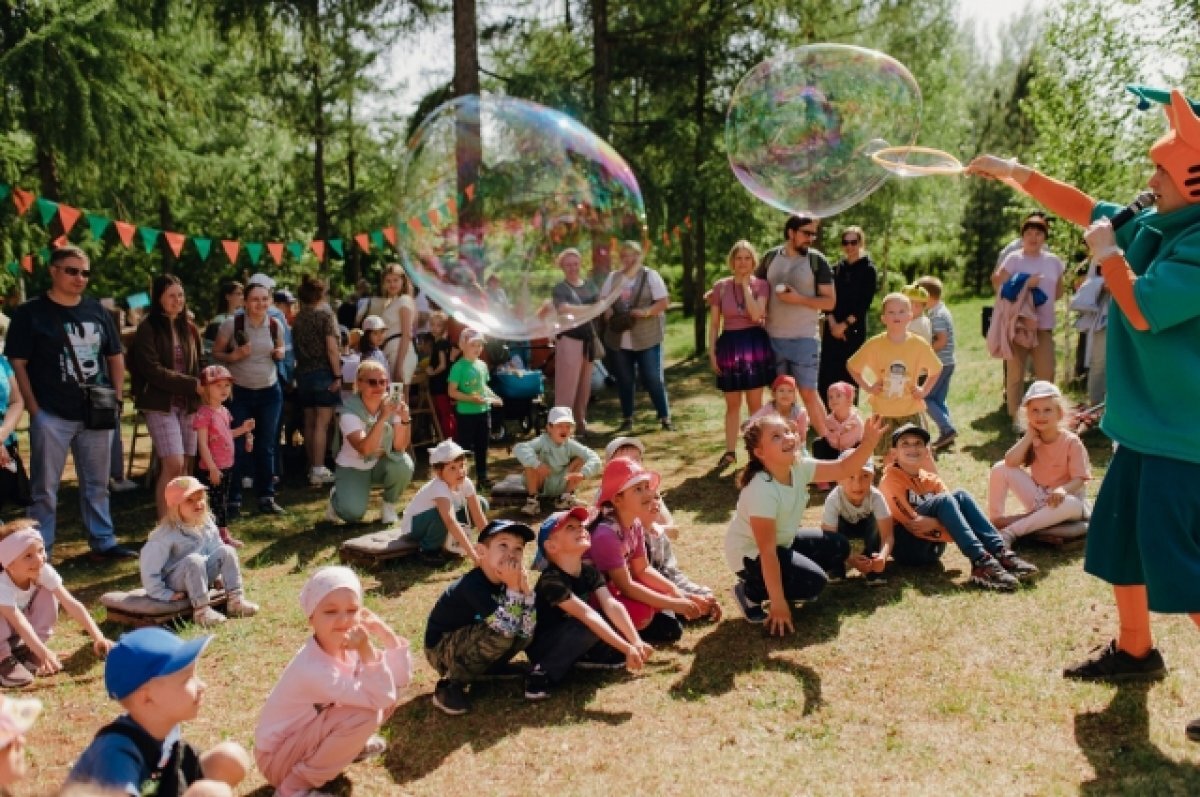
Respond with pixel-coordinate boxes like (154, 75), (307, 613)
(797, 228), (818, 237)
(841, 238), (860, 246)
(360, 378), (388, 387)
(57, 266), (91, 278)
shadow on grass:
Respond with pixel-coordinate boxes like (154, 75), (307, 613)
(661, 470), (741, 525)
(380, 674), (630, 785)
(245, 516), (365, 573)
(960, 406), (1015, 464)
(1075, 682), (1200, 794)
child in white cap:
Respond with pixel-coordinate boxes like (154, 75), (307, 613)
(512, 406), (602, 516)
(256, 566), (411, 797)
(397, 439), (488, 565)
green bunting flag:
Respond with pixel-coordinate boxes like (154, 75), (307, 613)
(329, 238), (344, 259)
(37, 247), (50, 264)
(287, 242), (304, 262)
(0, 185), (9, 203)
(87, 214), (111, 241)
(245, 242), (264, 265)
(193, 237), (212, 262)
(139, 227), (160, 254)
(5, 262), (17, 277)
(35, 198), (58, 226)
(369, 230), (384, 250)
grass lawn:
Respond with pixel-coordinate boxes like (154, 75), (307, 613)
(21, 294), (1200, 796)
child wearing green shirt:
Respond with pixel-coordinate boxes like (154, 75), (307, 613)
(448, 328), (502, 487)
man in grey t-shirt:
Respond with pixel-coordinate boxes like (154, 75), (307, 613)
(756, 214), (836, 438)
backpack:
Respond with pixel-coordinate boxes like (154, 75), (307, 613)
(93, 720), (204, 797)
(754, 245), (831, 282)
(232, 312), (293, 385)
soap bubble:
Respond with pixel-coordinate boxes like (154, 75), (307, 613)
(725, 44), (922, 217)
(397, 95), (646, 341)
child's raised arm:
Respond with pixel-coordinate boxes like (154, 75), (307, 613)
(812, 415), (885, 483)
(53, 585), (114, 659)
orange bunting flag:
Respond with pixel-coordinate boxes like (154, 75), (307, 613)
(20, 255), (32, 274)
(428, 208), (441, 228)
(383, 226), (397, 247)
(163, 232), (186, 258)
(406, 217), (421, 235)
(355, 233), (370, 253)
(267, 242), (284, 266)
(684, 215), (692, 229)
(58, 204), (82, 234)
(52, 235), (67, 248)
(113, 221), (137, 247)
(446, 197), (458, 217)
(222, 240), (240, 264)
(310, 240), (326, 261)
(465, 184), (476, 201)
(11, 188), (33, 216)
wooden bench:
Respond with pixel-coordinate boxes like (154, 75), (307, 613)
(338, 529), (421, 568)
(101, 588), (228, 628)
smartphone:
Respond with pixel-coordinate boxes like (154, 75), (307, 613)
(389, 382), (404, 402)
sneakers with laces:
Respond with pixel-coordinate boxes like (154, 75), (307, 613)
(930, 430), (957, 451)
(660, 418), (675, 431)
(226, 595), (259, 618)
(524, 669), (552, 701)
(193, 606), (227, 627)
(996, 549), (1038, 580)
(352, 734), (388, 763)
(258, 497), (285, 515)
(554, 493), (583, 510)
(432, 679), (470, 716)
(1063, 640), (1166, 682)
(969, 554), (1019, 592)
(380, 502), (399, 525)
(308, 466), (336, 486)
(11, 644), (39, 672)
(0, 654), (33, 688)
(521, 496), (542, 517)
(731, 581), (767, 623)
(574, 644), (626, 670)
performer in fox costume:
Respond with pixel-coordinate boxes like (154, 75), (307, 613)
(970, 86), (1200, 740)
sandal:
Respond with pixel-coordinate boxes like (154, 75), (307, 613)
(717, 451), (736, 469)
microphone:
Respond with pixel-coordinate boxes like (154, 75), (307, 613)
(1109, 191), (1156, 230)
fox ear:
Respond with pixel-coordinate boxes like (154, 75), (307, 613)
(1169, 89), (1200, 148)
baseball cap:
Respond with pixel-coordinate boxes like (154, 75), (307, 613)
(604, 436), (644, 462)
(772, 374), (797, 392)
(247, 272), (276, 291)
(361, 315), (387, 332)
(459, 328), (485, 347)
(1022, 380), (1062, 404)
(273, 289), (296, 305)
(535, 507), (592, 568)
(429, 439), (467, 465)
(547, 406), (575, 426)
(478, 518), (535, 544)
(200, 365), (233, 386)
(596, 457), (660, 506)
(105, 627), (213, 700)
(164, 476), (206, 510)
(890, 423), (931, 447)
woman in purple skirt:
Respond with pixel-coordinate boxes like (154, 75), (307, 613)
(708, 240), (774, 470)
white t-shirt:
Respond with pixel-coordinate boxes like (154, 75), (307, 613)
(400, 477), (477, 535)
(601, 269), (669, 350)
(0, 563), (62, 611)
(724, 459), (816, 573)
(821, 486), (890, 527)
(336, 412), (398, 470)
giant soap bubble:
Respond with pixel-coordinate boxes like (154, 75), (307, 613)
(398, 95), (646, 341)
(726, 44), (922, 217)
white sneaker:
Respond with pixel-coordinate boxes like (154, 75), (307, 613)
(109, 478), (139, 493)
(226, 595), (259, 618)
(324, 489), (340, 523)
(309, 466), (336, 486)
(380, 502), (399, 525)
(193, 606), (227, 627)
(521, 496), (542, 517)
(241, 476), (254, 489)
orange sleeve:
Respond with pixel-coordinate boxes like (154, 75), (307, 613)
(1099, 253), (1150, 331)
(1020, 172), (1097, 228)
(879, 468), (918, 524)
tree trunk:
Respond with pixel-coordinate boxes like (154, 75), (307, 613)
(591, 0), (609, 139)
(691, 33), (709, 354)
(454, 0), (482, 244)
(346, 90), (360, 284)
(309, 0), (331, 266)
(158, 195), (175, 272)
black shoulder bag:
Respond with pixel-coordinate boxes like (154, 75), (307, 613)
(56, 309), (120, 430)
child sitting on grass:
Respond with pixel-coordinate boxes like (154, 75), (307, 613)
(0, 519), (113, 689)
(139, 477), (259, 628)
(256, 566), (411, 797)
(513, 406), (602, 516)
(524, 508), (653, 700)
(988, 381), (1091, 547)
(812, 381), (864, 460)
(424, 520), (538, 716)
(745, 374), (809, 440)
(67, 627), (250, 797)
(820, 453), (893, 586)
(726, 414), (884, 634)
(397, 439), (488, 565)
(880, 424), (1038, 592)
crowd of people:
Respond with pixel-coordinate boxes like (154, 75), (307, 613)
(6, 80), (1200, 794)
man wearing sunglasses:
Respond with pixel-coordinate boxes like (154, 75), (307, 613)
(7, 246), (133, 561)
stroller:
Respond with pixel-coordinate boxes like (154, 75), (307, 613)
(485, 339), (551, 445)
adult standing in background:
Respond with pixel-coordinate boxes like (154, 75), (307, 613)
(818, 225), (877, 405)
(203, 279), (243, 362)
(756, 214), (835, 440)
(356, 263), (418, 385)
(551, 248), (601, 436)
(291, 275), (342, 487)
(7, 246), (134, 559)
(131, 275), (202, 519)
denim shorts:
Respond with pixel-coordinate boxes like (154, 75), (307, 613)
(295, 369), (342, 408)
(769, 336), (820, 389)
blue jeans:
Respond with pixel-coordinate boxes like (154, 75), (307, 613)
(27, 409), (117, 554)
(229, 382), (283, 505)
(770, 336), (820, 390)
(924, 363), (956, 436)
(915, 489), (1005, 563)
(612, 345), (670, 421)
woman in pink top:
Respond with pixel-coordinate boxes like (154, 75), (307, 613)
(988, 381), (1090, 545)
(992, 215), (1065, 420)
(256, 566), (411, 797)
(708, 240), (773, 470)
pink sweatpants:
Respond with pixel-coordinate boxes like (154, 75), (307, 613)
(0, 587), (58, 658)
(255, 705), (386, 797)
(554, 336), (594, 430)
(987, 463), (1088, 538)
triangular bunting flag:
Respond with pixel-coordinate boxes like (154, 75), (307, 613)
(287, 242), (304, 262)
(87, 214), (111, 241)
(355, 233), (370, 253)
(163, 232), (186, 258)
(310, 240), (326, 261)
(20, 255), (32, 274)
(446, 197), (458, 217)
(383, 226), (397, 247)
(11, 188), (34, 216)
(0, 185), (9, 203)
(328, 238), (344, 259)
(52, 235), (67, 248)
(138, 227), (160, 254)
(428, 208), (441, 227)
(114, 221), (137, 247)
(369, 231), (384, 250)
(221, 240), (240, 264)
(35, 198), (58, 226)
(267, 242), (284, 265)
(5, 262), (17, 277)
(406, 217), (422, 235)
(193, 237), (212, 262)
(245, 243), (263, 265)
(465, 184), (476, 201)
(58, 204), (81, 235)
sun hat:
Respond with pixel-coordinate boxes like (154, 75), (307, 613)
(596, 458), (660, 506)
(547, 407), (575, 426)
(361, 315), (387, 332)
(429, 439), (467, 465)
(1022, 380), (1063, 405)
(105, 628), (214, 700)
(164, 476), (206, 511)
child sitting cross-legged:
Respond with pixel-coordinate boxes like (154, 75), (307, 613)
(66, 627), (251, 797)
(523, 508), (653, 700)
(424, 520), (538, 716)
(139, 477), (259, 628)
(0, 519), (114, 689)
(820, 453), (893, 586)
(512, 406), (602, 517)
(879, 424), (1039, 592)
(256, 566), (411, 797)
